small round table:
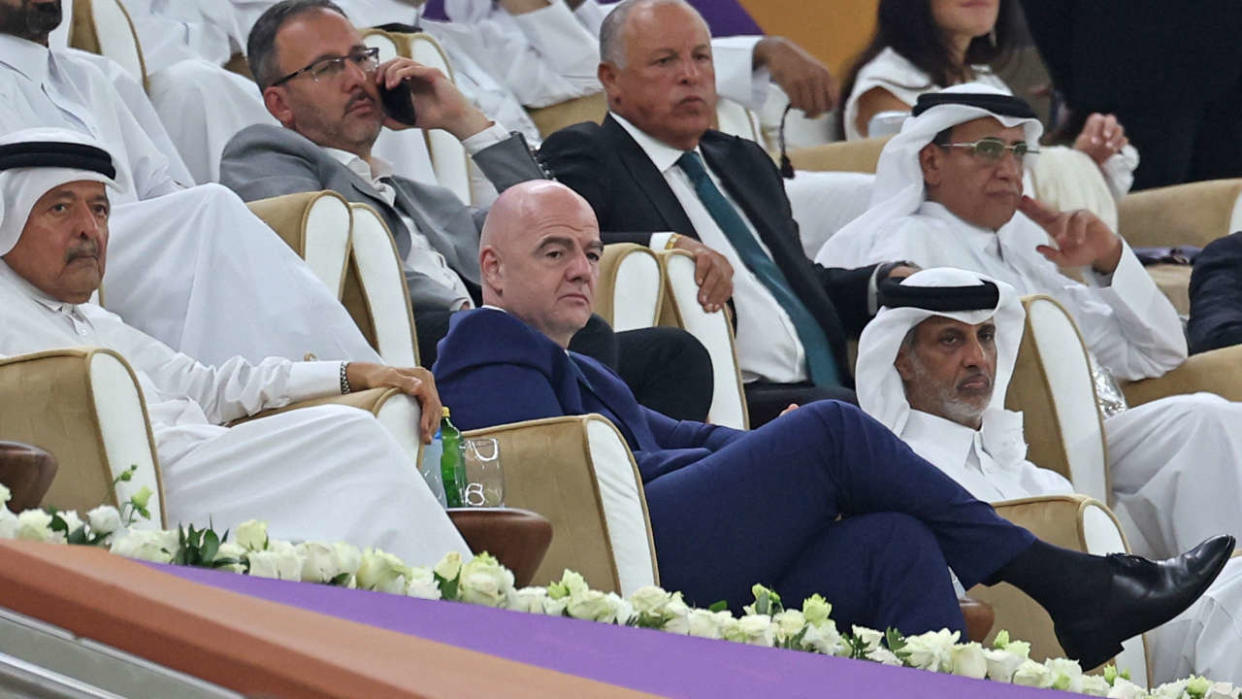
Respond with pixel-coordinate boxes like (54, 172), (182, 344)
(0, 441), (58, 513)
(446, 508), (553, 588)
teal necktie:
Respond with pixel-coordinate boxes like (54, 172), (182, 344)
(676, 151), (839, 387)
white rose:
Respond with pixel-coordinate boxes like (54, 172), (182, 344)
(1206, 682), (1238, 699)
(660, 595), (691, 634)
(247, 548), (301, 580)
(333, 542), (362, 580)
(109, 529), (177, 563)
(1044, 657), (1084, 692)
(433, 551), (463, 583)
(1107, 678), (1147, 699)
(549, 569), (590, 600)
(356, 548), (410, 594)
(771, 609), (807, 644)
(59, 510), (84, 535)
(607, 592), (634, 625)
(297, 541), (342, 583)
(851, 626), (884, 653)
(629, 585), (673, 615)
(1012, 659), (1053, 688)
(1079, 675), (1113, 696)
(458, 554), (515, 608)
(566, 589), (616, 622)
(800, 620), (845, 656)
(508, 586), (552, 614)
(406, 566), (442, 600)
(801, 594), (833, 628)
(983, 648), (1027, 683)
(726, 614), (775, 647)
(86, 505), (122, 536)
(234, 519), (268, 552)
(213, 542), (247, 574)
(686, 609), (726, 639)
(902, 629), (960, 672)
(949, 643), (988, 679)
(866, 646), (904, 666)
(1152, 680), (1189, 699)
(0, 507), (18, 539)
(16, 509), (57, 543)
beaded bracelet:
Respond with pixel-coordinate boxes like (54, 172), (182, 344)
(340, 361), (352, 395)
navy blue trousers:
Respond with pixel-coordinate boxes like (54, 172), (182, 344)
(643, 400), (1036, 635)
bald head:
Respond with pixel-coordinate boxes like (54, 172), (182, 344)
(479, 182), (603, 347)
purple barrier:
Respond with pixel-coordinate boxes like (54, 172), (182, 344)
(155, 564), (1072, 698)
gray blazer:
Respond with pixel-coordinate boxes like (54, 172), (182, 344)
(219, 124), (545, 312)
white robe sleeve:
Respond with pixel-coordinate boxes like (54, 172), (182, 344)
(572, 0), (610, 35)
(483, 2), (601, 107)
(710, 35), (769, 112)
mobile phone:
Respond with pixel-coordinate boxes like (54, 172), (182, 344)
(379, 80), (418, 126)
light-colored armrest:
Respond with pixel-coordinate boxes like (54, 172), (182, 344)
(1118, 179), (1242, 249)
(969, 495), (1147, 679)
(463, 415), (657, 596)
(345, 204), (419, 367)
(1121, 344), (1242, 407)
(526, 93), (607, 140)
(786, 137), (891, 174)
(246, 190), (354, 301)
(595, 243), (664, 331)
(0, 349), (164, 526)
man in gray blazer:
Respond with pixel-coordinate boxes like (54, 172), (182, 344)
(220, 0), (713, 421)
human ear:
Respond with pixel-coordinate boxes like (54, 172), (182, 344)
(263, 87), (294, 127)
(918, 144), (942, 187)
(894, 347), (917, 382)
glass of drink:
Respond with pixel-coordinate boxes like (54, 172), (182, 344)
(461, 437), (504, 507)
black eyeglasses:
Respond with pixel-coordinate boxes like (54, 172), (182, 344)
(271, 47), (381, 87)
(939, 137), (1039, 162)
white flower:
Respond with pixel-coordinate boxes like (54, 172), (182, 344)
(0, 507), (18, 539)
(1206, 682), (1239, 699)
(234, 519), (268, 552)
(659, 595), (691, 634)
(548, 569), (589, 600)
(851, 626), (884, 653)
(567, 589), (617, 622)
(1044, 657), (1084, 692)
(801, 594), (833, 628)
(406, 566), (442, 600)
(0, 484), (10, 504)
(948, 642), (988, 679)
(800, 620), (845, 656)
(771, 609), (807, 644)
(686, 609), (729, 639)
(1107, 678), (1148, 699)
(1012, 659), (1053, 688)
(59, 510), (84, 535)
(332, 542), (362, 579)
(433, 551), (463, 583)
(247, 550), (300, 580)
(1079, 675), (1113, 696)
(17, 510), (59, 543)
(296, 541), (344, 583)
(508, 586), (553, 614)
(726, 614), (775, 647)
(902, 628), (960, 671)
(983, 647), (1027, 683)
(213, 542), (247, 574)
(86, 505), (122, 536)
(458, 553), (515, 608)
(1152, 679), (1190, 699)
(629, 585), (672, 615)
(356, 548), (410, 594)
(866, 646), (903, 666)
(109, 529), (178, 563)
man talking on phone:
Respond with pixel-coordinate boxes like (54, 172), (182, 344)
(220, 0), (716, 422)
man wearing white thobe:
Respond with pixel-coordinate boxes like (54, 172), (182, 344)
(854, 267), (1242, 685)
(0, 3), (380, 367)
(821, 85), (1242, 563)
(0, 129), (469, 566)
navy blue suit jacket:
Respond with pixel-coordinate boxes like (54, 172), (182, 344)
(1189, 231), (1242, 354)
(433, 309), (744, 483)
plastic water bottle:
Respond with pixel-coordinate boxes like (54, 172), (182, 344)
(440, 407), (466, 508)
(419, 424), (448, 508)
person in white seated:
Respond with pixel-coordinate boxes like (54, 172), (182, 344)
(839, 0), (1137, 202)
(855, 267), (1242, 684)
(0, 2), (380, 367)
(0, 130), (469, 565)
(822, 87), (1242, 565)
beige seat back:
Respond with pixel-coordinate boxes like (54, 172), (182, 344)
(0, 349), (164, 527)
(594, 244), (664, 332)
(344, 204), (420, 367)
(787, 137), (890, 174)
(658, 250), (749, 430)
(69, 0), (148, 90)
(714, 97), (765, 149)
(362, 30), (472, 205)
(1005, 295), (1111, 503)
(527, 93), (608, 139)
(247, 191), (354, 300)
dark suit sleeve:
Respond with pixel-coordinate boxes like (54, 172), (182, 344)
(438, 363), (567, 432)
(1188, 233), (1242, 354)
(539, 125), (653, 247)
(470, 132), (547, 194)
(219, 134), (325, 203)
(815, 264), (879, 336)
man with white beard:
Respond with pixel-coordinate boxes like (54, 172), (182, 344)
(854, 267), (1242, 684)
(0, 128), (470, 565)
(820, 85), (1242, 563)
(0, 0), (380, 367)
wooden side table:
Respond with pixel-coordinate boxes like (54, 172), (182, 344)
(959, 596), (996, 644)
(446, 508), (553, 588)
(0, 441), (58, 513)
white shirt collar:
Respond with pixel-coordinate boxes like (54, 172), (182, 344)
(611, 112), (700, 175)
(0, 34), (52, 84)
(323, 147), (395, 187)
(918, 200), (1003, 257)
(903, 409), (979, 471)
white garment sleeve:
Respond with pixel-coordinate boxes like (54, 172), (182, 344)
(572, 0), (611, 36)
(711, 35), (770, 112)
(486, 2), (601, 107)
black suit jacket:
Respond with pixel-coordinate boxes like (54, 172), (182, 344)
(1189, 232), (1242, 355)
(539, 114), (877, 384)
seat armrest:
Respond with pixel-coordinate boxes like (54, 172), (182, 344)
(0, 349), (163, 526)
(446, 507), (553, 588)
(595, 243), (664, 331)
(463, 415), (657, 595)
(786, 137), (891, 174)
(246, 191), (353, 300)
(1118, 179), (1242, 249)
(1121, 344), (1242, 407)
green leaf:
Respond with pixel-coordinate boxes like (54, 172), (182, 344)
(434, 571), (460, 601)
(885, 628), (908, 657)
(328, 572), (352, 586)
(200, 530), (220, 564)
(211, 556), (243, 569)
(708, 600), (728, 613)
(66, 525), (89, 546)
(48, 511), (68, 534)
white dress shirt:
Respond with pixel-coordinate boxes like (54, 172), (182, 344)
(611, 113), (807, 384)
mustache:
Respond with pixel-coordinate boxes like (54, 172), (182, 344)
(65, 241), (100, 262)
(956, 368), (993, 390)
(345, 91), (375, 113)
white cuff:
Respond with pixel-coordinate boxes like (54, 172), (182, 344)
(288, 361), (346, 401)
(461, 122), (512, 155)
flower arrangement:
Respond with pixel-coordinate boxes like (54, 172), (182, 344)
(0, 479), (1235, 699)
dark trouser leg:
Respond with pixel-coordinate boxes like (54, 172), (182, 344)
(615, 327), (713, 422)
(743, 381), (857, 427)
(567, 314), (619, 371)
(777, 514), (965, 635)
(644, 401), (1033, 627)
(415, 309), (455, 369)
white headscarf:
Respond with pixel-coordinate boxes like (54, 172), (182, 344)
(856, 267), (1028, 467)
(0, 128), (125, 257)
(815, 83), (1044, 267)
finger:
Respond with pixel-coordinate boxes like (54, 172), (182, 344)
(1081, 113), (1105, 144)
(1017, 195), (1060, 225)
(693, 250), (712, 287)
(1100, 114), (1118, 141)
(1035, 244), (1068, 265)
(808, 79), (831, 118)
(698, 266), (728, 310)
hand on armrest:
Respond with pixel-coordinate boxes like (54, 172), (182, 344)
(346, 364), (441, 440)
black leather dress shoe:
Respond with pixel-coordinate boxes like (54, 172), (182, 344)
(1054, 534), (1234, 669)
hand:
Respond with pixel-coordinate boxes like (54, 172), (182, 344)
(1073, 113), (1129, 166)
(374, 58), (492, 140)
(753, 37), (838, 118)
(778, 403), (799, 417)
(346, 363), (443, 443)
(673, 235), (733, 313)
(1019, 196), (1123, 274)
